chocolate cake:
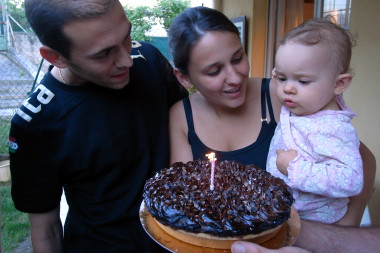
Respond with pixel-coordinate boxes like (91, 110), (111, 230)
(143, 159), (294, 239)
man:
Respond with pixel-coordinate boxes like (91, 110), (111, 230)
(9, 0), (187, 252)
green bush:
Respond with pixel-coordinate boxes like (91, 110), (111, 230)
(0, 119), (11, 155)
(1, 182), (30, 252)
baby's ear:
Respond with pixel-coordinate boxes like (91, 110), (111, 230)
(173, 68), (193, 89)
(39, 45), (68, 68)
(334, 73), (352, 95)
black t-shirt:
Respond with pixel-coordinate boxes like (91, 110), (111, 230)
(9, 42), (188, 252)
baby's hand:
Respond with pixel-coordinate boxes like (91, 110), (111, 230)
(276, 149), (298, 176)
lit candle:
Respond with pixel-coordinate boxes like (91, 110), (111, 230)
(206, 152), (217, 190)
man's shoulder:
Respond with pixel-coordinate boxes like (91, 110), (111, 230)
(131, 41), (159, 56)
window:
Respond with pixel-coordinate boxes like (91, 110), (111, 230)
(317, 0), (352, 28)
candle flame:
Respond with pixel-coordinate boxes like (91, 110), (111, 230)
(206, 152), (217, 162)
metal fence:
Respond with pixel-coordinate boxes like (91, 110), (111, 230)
(1, 0), (50, 155)
(1, 35), (49, 156)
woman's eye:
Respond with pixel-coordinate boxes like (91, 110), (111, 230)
(207, 68), (221, 76)
(232, 55), (243, 64)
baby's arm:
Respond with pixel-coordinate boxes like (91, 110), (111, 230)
(286, 128), (363, 198)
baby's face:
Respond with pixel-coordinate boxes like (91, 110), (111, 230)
(274, 42), (338, 116)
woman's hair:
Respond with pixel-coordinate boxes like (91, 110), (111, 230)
(168, 6), (240, 74)
(280, 16), (356, 76)
(25, 0), (117, 59)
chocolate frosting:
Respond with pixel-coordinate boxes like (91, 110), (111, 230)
(143, 160), (294, 236)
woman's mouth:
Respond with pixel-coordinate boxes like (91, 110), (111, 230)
(224, 86), (242, 99)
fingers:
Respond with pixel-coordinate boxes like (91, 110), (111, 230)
(231, 241), (271, 253)
(231, 241), (312, 253)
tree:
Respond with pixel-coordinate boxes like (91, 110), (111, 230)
(6, 0), (30, 32)
(124, 5), (155, 42)
(153, 0), (191, 32)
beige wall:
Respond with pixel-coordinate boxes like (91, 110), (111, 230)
(220, 0), (380, 224)
(219, 0), (268, 77)
(346, 0), (380, 225)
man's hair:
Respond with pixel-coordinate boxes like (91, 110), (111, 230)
(25, 0), (117, 59)
(280, 16), (356, 76)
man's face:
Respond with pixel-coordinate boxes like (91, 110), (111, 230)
(63, 1), (133, 89)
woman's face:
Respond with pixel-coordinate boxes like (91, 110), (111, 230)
(186, 31), (250, 109)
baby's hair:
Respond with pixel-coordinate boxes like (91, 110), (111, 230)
(280, 16), (356, 77)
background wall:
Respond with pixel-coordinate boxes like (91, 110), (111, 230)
(346, 0), (380, 225)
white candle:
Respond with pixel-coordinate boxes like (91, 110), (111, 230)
(206, 152), (217, 191)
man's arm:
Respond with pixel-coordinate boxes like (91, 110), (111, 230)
(295, 220), (380, 253)
(232, 221), (380, 253)
(29, 207), (63, 253)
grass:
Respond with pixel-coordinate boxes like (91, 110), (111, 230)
(0, 118), (11, 155)
(1, 181), (30, 253)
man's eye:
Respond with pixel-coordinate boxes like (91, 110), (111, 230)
(95, 50), (111, 59)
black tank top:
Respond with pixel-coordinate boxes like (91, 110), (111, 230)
(183, 78), (276, 170)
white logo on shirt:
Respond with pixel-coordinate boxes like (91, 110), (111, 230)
(17, 84), (55, 122)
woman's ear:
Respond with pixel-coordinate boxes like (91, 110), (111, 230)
(173, 68), (192, 89)
(334, 73), (352, 95)
(39, 46), (68, 68)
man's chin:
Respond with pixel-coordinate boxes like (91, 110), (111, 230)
(105, 78), (130, 90)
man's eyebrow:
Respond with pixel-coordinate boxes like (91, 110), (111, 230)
(91, 22), (132, 57)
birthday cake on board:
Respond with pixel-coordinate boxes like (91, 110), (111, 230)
(143, 158), (294, 249)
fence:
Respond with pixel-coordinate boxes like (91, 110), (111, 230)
(1, 26), (51, 156)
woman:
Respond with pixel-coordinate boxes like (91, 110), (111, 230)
(168, 6), (373, 228)
(169, 6), (281, 169)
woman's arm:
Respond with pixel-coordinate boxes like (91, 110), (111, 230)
(29, 207), (63, 253)
(169, 100), (193, 164)
(336, 142), (376, 226)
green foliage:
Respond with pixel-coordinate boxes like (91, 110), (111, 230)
(153, 0), (191, 31)
(1, 182), (30, 252)
(0, 118), (10, 155)
(124, 5), (155, 42)
(6, 0), (31, 32)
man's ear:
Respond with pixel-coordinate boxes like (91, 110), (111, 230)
(39, 45), (68, 68)
(334, 73), (352, 95)
(173, 68), (192, 89)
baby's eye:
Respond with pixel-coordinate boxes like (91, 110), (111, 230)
(277, 77), (286, 82)
(299, 80), (310, 85)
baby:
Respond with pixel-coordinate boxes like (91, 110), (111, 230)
(266, 17), (363, 224)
